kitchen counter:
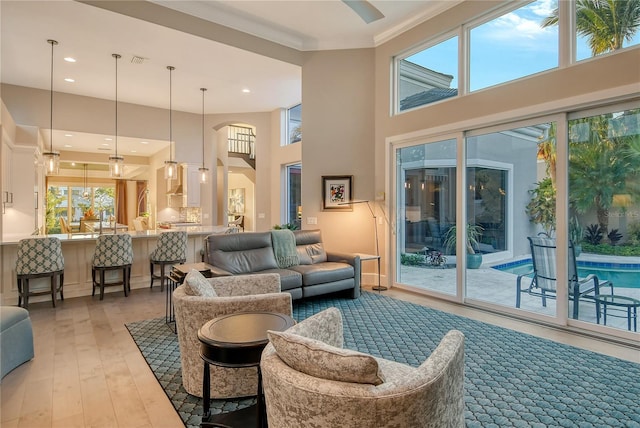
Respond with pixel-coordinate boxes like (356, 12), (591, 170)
(0, 225), (237, 305)
(1, 225), (231, 245)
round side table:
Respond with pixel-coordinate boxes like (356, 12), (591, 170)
(198, 311), (295, 428)
(594, 294), (640, 332)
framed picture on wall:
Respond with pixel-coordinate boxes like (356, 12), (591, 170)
(228, 188), (245, 214)
(322, 175), (353, 211)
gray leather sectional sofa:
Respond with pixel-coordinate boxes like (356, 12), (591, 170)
(203, 229), (361, 300)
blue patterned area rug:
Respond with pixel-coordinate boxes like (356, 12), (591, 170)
(125, 291), (640, 428)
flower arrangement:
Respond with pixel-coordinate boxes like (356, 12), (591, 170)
(83, 207), (97, 219)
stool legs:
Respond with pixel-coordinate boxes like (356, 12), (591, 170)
(17, 273), (63, 309)
(93, 267), (130, 301)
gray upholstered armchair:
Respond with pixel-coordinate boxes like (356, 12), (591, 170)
(173, 272), (292, 399)
(261, 307), (465, 428)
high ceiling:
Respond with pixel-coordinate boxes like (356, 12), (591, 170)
(1, 0), (458, 156)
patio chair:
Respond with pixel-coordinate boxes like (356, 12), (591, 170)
(516, 236), (613, 319)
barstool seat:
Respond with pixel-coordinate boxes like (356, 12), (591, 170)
(150, 231), (188, 291)
(92, 234), (133, 300)
(16, 237), (65, 309)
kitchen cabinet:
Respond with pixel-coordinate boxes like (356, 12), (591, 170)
(185, 165), (200, 207)
(2, 140), (13, 207)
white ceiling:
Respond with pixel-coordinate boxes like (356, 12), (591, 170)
(1, 0), (457, 157)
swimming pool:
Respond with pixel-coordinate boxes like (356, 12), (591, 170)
(492, 259), (640, 289)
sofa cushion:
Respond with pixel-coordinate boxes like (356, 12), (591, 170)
(206, 232), (279, 274)
(184, 269), (217, 297)
(294, 230), (327, 265)
(254, 268), (302, 291)
(289, 262), (354, 286)
(267, 330), (384, 385)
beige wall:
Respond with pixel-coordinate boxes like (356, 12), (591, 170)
(300, 48), (376, 254)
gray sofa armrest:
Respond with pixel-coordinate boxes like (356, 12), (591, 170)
(327, 252), (361, 295)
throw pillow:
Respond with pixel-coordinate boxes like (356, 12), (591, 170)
(267, 330), (384, 385)
(184, 269), (217, 297)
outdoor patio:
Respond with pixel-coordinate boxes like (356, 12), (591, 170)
(399, 253), (640, 332)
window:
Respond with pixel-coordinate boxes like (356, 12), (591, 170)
(397, 35), (458, 112)
(469, 0), (558, 91)
(568, 106), (639, 327)
(286, 104), (302, 145)
(285, 163), (301, 229)
(47, 184), (115, 233)
(573, 0), (640, 61)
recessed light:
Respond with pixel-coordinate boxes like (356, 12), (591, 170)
(64, 133), (73, 137)
(140, 141), (149, 144)
(71, 162), (76, 166)
(64, 144), (72, 148)
(242, 88), (250, 93)
(105, 137), (113, 141)
(131, 150), (137, 153)
(64, 78), (75, 83)
(64, 57), (76, 63)
(101, 143), (109, 146)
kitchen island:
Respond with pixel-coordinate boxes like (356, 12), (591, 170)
(1, 226), (236, 306)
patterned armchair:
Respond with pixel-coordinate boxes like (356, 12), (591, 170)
(16, 237), (65, 308)
(261, 308), (466, 428)
(173, 272), (292, 399)
(150, 231), (188, 291)
(91, 234), (133, 300)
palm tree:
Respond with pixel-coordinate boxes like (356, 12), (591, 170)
(568, 112), (640, 232)
(542, 0), (640, 56)
(537, 123), (557, 186)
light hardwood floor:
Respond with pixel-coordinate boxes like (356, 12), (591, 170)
(1, 285), (638, 428)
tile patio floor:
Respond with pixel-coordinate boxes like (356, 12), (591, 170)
(398, 253), (640, 332)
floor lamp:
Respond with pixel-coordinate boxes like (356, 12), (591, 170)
(339, 200), (387, 291)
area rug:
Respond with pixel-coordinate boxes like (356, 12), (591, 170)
(126, 291), (640, 428)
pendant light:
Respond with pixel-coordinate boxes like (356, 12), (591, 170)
(198, 87), (209, 184)
(43, 39), (60, 175)
(82, 163), (89, 198)
(164, 66), (178, 180)
(109, 53), (124, 178)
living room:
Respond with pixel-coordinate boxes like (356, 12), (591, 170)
(1, 0), (639, 426)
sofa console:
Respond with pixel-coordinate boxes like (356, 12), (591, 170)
(203, 230), (361, 300)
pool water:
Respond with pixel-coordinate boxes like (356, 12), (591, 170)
(492, 260), (639, 289)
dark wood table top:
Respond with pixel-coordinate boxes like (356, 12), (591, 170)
(198, 312), (295, 367)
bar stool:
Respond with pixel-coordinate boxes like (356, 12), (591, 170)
(150, 231), (188, 291)
(16, 237), (65, 309)
(92, 234), (133, 300)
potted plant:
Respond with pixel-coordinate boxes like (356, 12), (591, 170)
(443, 223), (484, 269)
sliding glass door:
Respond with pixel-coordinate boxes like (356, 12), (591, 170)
(396, 138), (457, 296)
(392, 102), (639, 339)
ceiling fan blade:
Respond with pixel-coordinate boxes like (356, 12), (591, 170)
(342, 0), (385, 24)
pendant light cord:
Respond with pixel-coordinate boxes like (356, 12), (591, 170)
(201, 88), (206, 168)
(48, 39), (57, 153)
(168, 66), (175, 162)
(113, 54), (121, 157)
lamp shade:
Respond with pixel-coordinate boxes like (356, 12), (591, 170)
(109, 155), (124, 178)
(199, 87), (208, 184)
(164, 160), (178, 180)
(198, 166), (209, 184)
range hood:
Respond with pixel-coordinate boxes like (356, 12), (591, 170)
(166, 165), (184, 195)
